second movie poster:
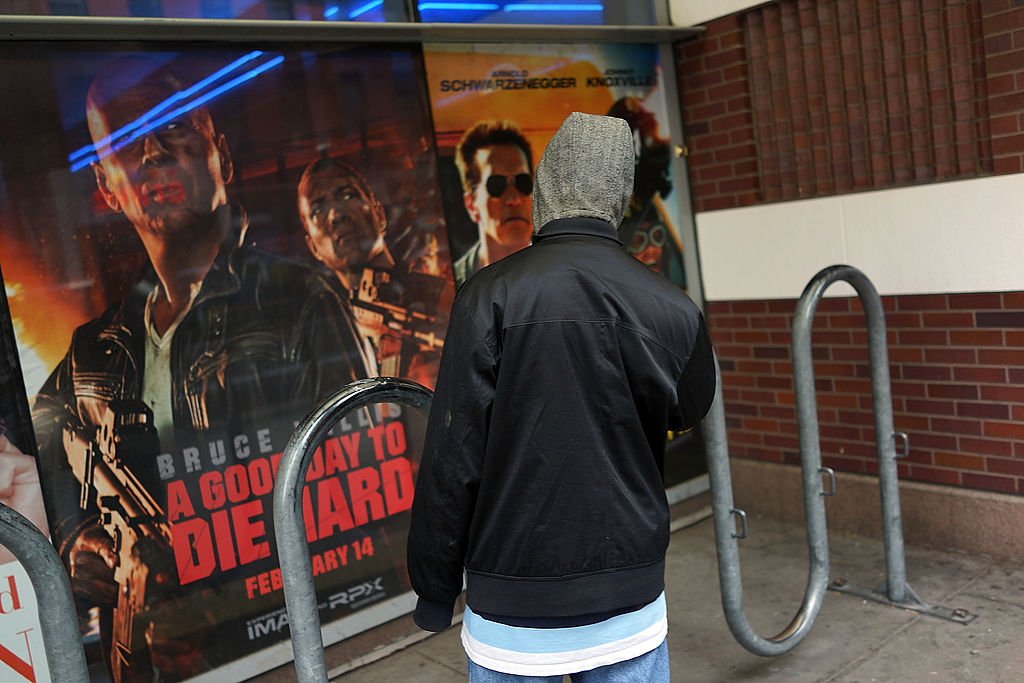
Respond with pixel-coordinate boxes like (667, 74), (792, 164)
(422, 42), (690, 291)
(421, 42), (706, 490)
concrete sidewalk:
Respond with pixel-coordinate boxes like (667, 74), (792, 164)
(336, 514), (1023, 682)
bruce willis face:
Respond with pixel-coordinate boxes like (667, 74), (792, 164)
(464, 143), (533, 250)
(88, 75), (233, 238)
(299, 165), (386, 275)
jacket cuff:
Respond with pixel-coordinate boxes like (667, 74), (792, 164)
(413, 596), (455, 632)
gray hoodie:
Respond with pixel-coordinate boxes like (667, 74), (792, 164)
(532, 111), (635, 232)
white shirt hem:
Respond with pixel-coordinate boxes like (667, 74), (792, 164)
(462, 617), (667, 677)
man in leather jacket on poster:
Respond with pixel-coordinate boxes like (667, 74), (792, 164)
(297, 156), (450, 383)
(31, 58), (372, 681)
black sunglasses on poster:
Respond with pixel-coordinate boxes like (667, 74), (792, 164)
(485, 173), (533, 198)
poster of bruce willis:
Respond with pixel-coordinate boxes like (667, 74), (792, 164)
(0, 42), (451, 682)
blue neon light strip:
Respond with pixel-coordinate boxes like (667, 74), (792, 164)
(325, 6), (340, 17)
(348, 0), (383, 17)
(70, 55), (284, 172)
(417, 3), (499, 10)
(504, 3), (603, 10)
(416, 2), (602, 13)
(70, 154), (100, 172)
(68, 51), (264, 165)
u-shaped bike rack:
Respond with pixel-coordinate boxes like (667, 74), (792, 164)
(800, 266), (975, 625)
(273, 377), (433, 683)
(707, 264), (976, 657)
(0, 503), (90, 682)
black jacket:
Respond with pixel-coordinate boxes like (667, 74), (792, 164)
(32, 208), (373, 557)
(407, 215), (715, 631)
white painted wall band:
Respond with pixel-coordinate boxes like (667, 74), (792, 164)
(696, 173), (1024, 301)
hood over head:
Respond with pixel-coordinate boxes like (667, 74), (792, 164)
(532, 112), (635, 232)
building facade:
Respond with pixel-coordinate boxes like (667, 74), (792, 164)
(673, 0), (1024, 559)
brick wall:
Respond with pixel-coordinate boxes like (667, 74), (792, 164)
(707, 293), (1024, 495)
(682, 1), (1024, 498)
(982, 0), (1024, 173)
(675, 0), (1024, 211)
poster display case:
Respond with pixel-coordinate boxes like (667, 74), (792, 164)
(0, 15), (702, 682)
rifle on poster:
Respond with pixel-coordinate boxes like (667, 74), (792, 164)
(352, 267), (446, 376)
(63, 400), (174, 683)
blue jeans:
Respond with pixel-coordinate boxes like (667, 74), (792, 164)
(466, 638), (669, 682)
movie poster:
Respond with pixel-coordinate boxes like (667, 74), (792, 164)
(422, 42), (706, 485)
(423, 42), (689, 290)
(0, 42), (452, 682)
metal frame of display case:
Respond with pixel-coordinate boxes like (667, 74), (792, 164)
(1, 16), (701, 43)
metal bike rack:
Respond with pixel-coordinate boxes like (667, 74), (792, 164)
(272, 377), (433, 683)
(706, 351), (832, 656)
(797, 265), (975, 625)
(0, 503), (90, 682)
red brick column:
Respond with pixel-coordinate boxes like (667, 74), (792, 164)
(676, 14), (757, 211)
(981, 0), (1024, 173)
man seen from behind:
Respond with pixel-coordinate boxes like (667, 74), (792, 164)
(407, 112), (716, 681)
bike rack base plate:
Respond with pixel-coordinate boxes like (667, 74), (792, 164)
(828, 578), (977, 625)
